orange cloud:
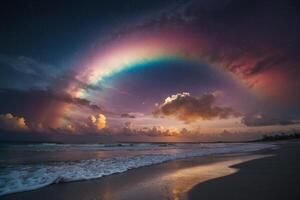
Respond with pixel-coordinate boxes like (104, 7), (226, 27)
(0, 113), (29, 131)
(89, 114), (107, 129)
(154, 92), (240, 123)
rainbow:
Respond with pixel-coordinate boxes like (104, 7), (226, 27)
(71, 31), (253, 98)
(51, 29), (268, 128)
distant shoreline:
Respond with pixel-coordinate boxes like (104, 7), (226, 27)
(1, 132), (299, 145)
(1, 135), (299, 145)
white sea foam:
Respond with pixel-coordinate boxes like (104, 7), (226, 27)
(0, 143), (275, 196)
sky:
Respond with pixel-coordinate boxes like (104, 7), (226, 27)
(1, 0), (300, 142)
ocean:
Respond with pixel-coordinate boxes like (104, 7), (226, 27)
(0, 142), (274, 196)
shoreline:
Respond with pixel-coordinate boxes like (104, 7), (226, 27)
(0, 142), (273, 197)
(2, 144), (278, 200)
(188, 141), (300, 200)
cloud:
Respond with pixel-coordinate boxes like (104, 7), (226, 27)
(0, 54), (61, 90)
(48, 114), (108, 134)
(124, 121), (133, 129)
(120, 113), (136, 118)
(50, 70), (104, 94)
(241, 112), (296, 127)
(64, 124), (76, 132)
(154, 92), (240, 123)
(0, 113), (29, 131)
(89, 114), (107, 130)
(0, 88), (103, 113)
(0, 55), (55, 78)
(120, 123), (181, 137)
(0, 88), (107, 130)
(243, 56), (285, 77)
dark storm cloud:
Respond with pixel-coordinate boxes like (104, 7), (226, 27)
(154, 92), (240, 123)
(243, 56), (286, 77)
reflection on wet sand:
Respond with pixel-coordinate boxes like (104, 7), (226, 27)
(110, 155), (270, 200)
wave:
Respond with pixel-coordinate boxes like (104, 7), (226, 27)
(2, 142), (183, 152)
(0, 143), (275, 196)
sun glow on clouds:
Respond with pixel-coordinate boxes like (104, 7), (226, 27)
(154, 92), (240, 123)
(89, 114), (107, 130)
(0, 113), (28, 131)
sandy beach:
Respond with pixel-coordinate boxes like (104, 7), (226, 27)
(188, 141), (300, 200)
(2, 141), (300, 200)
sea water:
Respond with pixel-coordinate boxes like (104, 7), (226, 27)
(0, 142), (274, 196)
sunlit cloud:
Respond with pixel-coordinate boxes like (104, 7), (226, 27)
(154, 92), (241, 123)
(0, 113), (29, 131)
(89, 114), (107, 130)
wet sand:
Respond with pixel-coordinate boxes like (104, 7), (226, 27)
(3, 142), (299, 200)
(189, 141), (300, 200)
